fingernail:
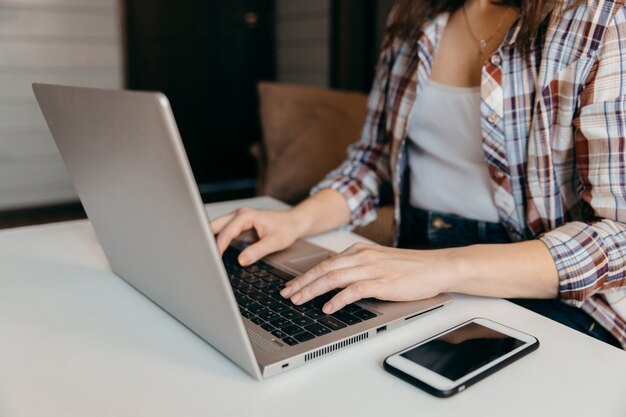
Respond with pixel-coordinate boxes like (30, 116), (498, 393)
(291, 293), (301, 304)
(238, 256), (248, 266)
(322, 303), (333, 314)
(280, 287), (292, 298)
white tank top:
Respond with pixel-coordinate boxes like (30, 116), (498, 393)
(407, 79), (499, 223)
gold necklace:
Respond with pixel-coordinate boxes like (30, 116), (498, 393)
(462, 3), (512, 59)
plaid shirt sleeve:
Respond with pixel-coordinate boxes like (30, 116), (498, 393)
(540, 12), (626, 305)
(310, 40), (394, 228)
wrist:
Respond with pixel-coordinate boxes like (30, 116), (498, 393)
(441, 247), (476, 294)
(287, 206), (314, 238)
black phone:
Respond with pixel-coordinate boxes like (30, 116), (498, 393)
(383, 318), (539, 397)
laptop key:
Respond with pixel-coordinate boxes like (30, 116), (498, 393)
(342, 304), (363, 314)
(269, 317), (291, 328)
(268, 302), (289, 313)
(282, 337), (299, 346)
(240, 310), (254, 319)
(256, 296), (274, 307)
(239, 286), (255, 295)
(237, 296), (255, 308)
(251, 317), (264, 325)
(271, 292), (286, 301)
(243, 275), (260, 284)
(294, 304), (315, 313)
(294, 331), (316, 343)
(244, 265), (262, 273)
(305, 310), (327, 320)
(308, 294), (333, 309)
(292, 315), (314, 326)
(255, 307), (270, 317)
(280, 310), (301, 320)
(254, 269), (270, 276)
(231, 281), (246, 290)
(262, 275), (280, 284)
(305, 322), (332, 336)
(261, 323), (275, 332)
(247, 303), (265, 315)
(332, 311), (362, 326)
(352, 309), (377, 320)
(271, 329), (287, 339)
(249, 291), (265, 300)
(262, 284), (281, 295)
(282, 324), (304, 336)
(318, 316), (347, 331)
(258, 311), (278, 321)
(253, 280), (269, 290)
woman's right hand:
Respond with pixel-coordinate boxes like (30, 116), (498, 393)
(210, 207), (304, 266)
(211, 189), (352, 266)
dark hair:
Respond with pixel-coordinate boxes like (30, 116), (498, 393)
(387, 0), (581, 55)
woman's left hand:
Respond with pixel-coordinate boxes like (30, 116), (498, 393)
(279, 242), (459, 314)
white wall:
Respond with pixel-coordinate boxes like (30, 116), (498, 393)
(0, 0), (123, 210)
(275, 0), (330, 87)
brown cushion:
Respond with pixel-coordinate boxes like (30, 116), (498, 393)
(354, 205), (395, 246)
(256, 82), (368, 203)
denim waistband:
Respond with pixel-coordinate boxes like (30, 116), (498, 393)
(398, 205), (511, 249)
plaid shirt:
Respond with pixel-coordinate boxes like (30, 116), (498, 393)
(313, 0), (626, 347)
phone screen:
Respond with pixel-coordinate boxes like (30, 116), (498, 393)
(401, 322), (525, 381)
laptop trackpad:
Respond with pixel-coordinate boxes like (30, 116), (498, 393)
(283, 252), (331, 274)
(264, 239), (333, 275)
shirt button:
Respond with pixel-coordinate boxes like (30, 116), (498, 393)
(487, 112), (498, 124)
(490, 54), (502, 66)
(432, 217), (453, 230)
(494, 171), (505, 180)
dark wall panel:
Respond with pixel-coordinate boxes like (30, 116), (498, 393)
(124, 0), (275, 188)
(330, 0), (394, 93)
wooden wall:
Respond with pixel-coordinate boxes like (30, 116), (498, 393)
(0, 0), (123, 210)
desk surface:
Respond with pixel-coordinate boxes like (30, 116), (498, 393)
(0, 197), (624, 417)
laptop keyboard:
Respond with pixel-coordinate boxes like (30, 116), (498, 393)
(224, 247), (378, 346)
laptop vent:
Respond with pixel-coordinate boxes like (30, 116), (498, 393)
(304, 332), (369, 362)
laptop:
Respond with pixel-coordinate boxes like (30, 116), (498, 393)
(32, 84), (452, 379)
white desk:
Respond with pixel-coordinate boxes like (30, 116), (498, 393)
(0, 197), (624, 417)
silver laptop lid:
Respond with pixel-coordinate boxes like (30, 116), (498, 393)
(33, 83), (261, 379)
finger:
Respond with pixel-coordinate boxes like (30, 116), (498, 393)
(238, 234), (285, 266)
(210, 212), (236, 235)
(322, 280), (380, 314)
(341, 241), (374, 256)
(280, 243), (376, 299)
(290, 266), (372, 306)
(281, 253), (360, 298)
(215, 213), (255, 255)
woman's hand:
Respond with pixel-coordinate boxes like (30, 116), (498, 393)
(210, 207), (304, 266)
(279, 240), (560, 314)
(210, 189), (353, 266)
(280, 242), (459, 314)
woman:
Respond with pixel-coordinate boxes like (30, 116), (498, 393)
(212, 0), (626, 348)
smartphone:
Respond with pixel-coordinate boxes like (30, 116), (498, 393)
(383, 318), (539, 398)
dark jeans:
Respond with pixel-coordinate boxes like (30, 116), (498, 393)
(398, 205), (511, 249)
(398, 205), (621, 348)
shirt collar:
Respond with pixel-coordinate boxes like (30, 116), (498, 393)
(503, 17), (522, 47)
(419, 12), (449, 51)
